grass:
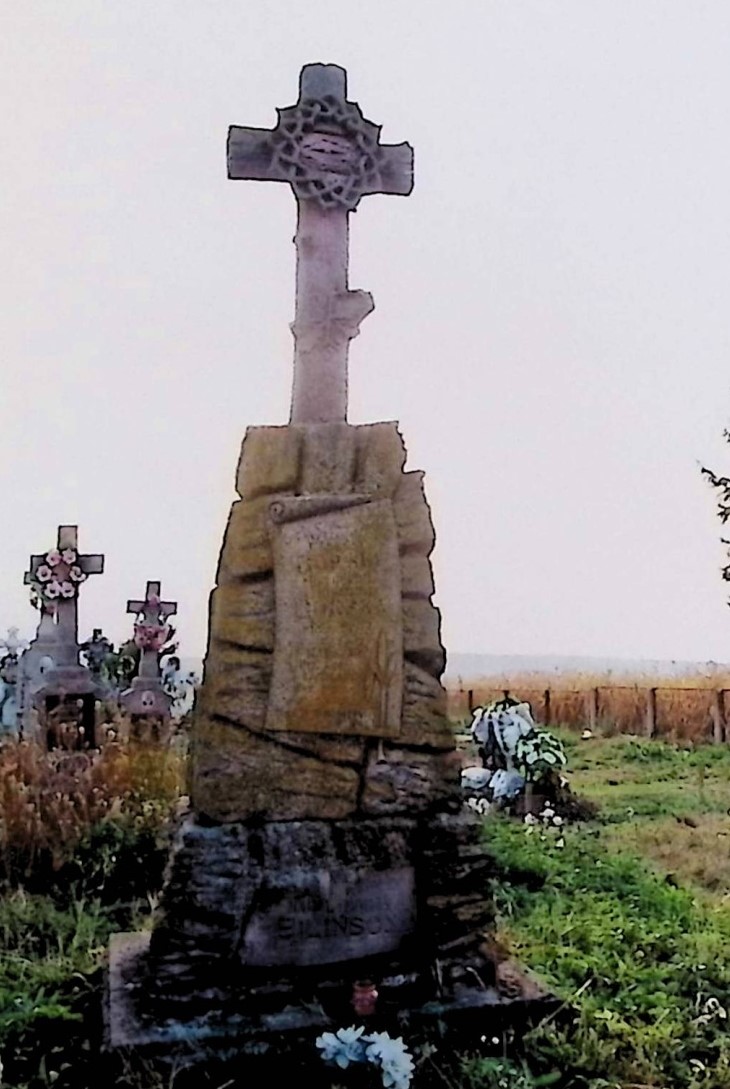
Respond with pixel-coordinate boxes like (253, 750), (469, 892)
(473, 730), (730, 1089)
(3, 732), (730, 1088)
(0, 739), (185, 1089)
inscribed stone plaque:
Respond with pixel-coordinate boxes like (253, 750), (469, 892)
(266, 499), (403, 735)
(241, 866), (416, 967)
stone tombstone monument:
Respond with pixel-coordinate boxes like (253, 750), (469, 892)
(109, 64), (524, 1058)
(120, 580), (177, 726)
(19, 525), (107, 745)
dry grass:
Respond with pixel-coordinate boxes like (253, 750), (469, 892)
(447, 669), (730, 743)
(603, 814), (730, 895)
(0, 739), (185, 883)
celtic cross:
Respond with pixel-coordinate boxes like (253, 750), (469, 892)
(227, 63), (413, 423)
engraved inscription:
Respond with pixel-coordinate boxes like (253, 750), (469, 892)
(242, 867), (416, 967)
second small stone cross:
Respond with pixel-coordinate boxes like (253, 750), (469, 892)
(121, 580), (178, 724)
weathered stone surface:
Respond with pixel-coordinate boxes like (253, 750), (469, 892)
(217, 577), (274, 617)
(150, 820), (249, 955)
(149, 816), (418, 968)
(299, 422), (357, 493)
(401, 554), (435, 599)
(266, 499), (403, 735)
(399, 661), (454, 750)
(192, 717), (360, 822)
(361, 746), (460, 815)
(403, 598), (445, 676)
(283, 733), (365, 763)
(236, 426), (302, 500)
(353, 422), (407, 497)
(209, 581), (275, 651)
(196, 646), (272, 729)
(392, 471), (436, 555)
(216, 498), (274, 583)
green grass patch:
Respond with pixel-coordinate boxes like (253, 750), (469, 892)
(486, 814), (730, 1089)
(554, 732), (730, 823)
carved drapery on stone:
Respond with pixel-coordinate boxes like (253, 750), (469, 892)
(266, 497), (403, 736)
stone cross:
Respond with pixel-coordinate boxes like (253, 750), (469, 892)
(228, 63), (413, 424)
(24, 526), (104, 667)
(127, 580), (177, 680)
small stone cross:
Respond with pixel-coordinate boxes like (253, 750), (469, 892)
(228, 64), (413, 424)
(24, 526), (104, 667)
(127, 581), (177, 679)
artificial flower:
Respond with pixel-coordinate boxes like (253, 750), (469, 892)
(365, 1032), (415, 1089)
(35, 565), (53, 583)
(316, 1026), (366, 1069)
(45, 550), (62, 566)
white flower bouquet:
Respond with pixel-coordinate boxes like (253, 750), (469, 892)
(317, 1026), (415, 1089)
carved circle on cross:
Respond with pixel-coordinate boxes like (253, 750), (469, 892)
(271, 95), (383, 209)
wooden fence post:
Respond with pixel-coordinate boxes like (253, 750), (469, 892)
(586, 688), (598, 732)
(710, 689), (726, 744)
(544, 688), (551, 727)
(645, 688), (657, 738)
(467, 689), (475, 714)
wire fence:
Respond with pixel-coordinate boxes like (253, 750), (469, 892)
(447, 684), (729, 743)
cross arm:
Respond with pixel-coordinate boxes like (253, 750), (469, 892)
(81, 555), (104, 575)
(228, 126), (290, 183)
(127, 599), (178, 616)
(362, 141), (413, 198)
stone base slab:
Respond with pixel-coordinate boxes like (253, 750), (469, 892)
(107, 930), (557, 1058)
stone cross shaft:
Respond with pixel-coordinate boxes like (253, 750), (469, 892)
(25, 525), (104, 668)
(127, 580), (177, 679)
(228, 63), (413, 424)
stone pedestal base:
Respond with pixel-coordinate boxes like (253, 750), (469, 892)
(106, 810), (555, 1057)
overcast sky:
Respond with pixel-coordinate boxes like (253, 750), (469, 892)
(2, 1), (730, 664)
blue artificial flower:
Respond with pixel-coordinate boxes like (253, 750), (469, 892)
(364, 1031), (415, 1089)
(316, 1025), (367, 1069)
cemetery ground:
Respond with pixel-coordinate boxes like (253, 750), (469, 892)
(2, 725), (730, 1088)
